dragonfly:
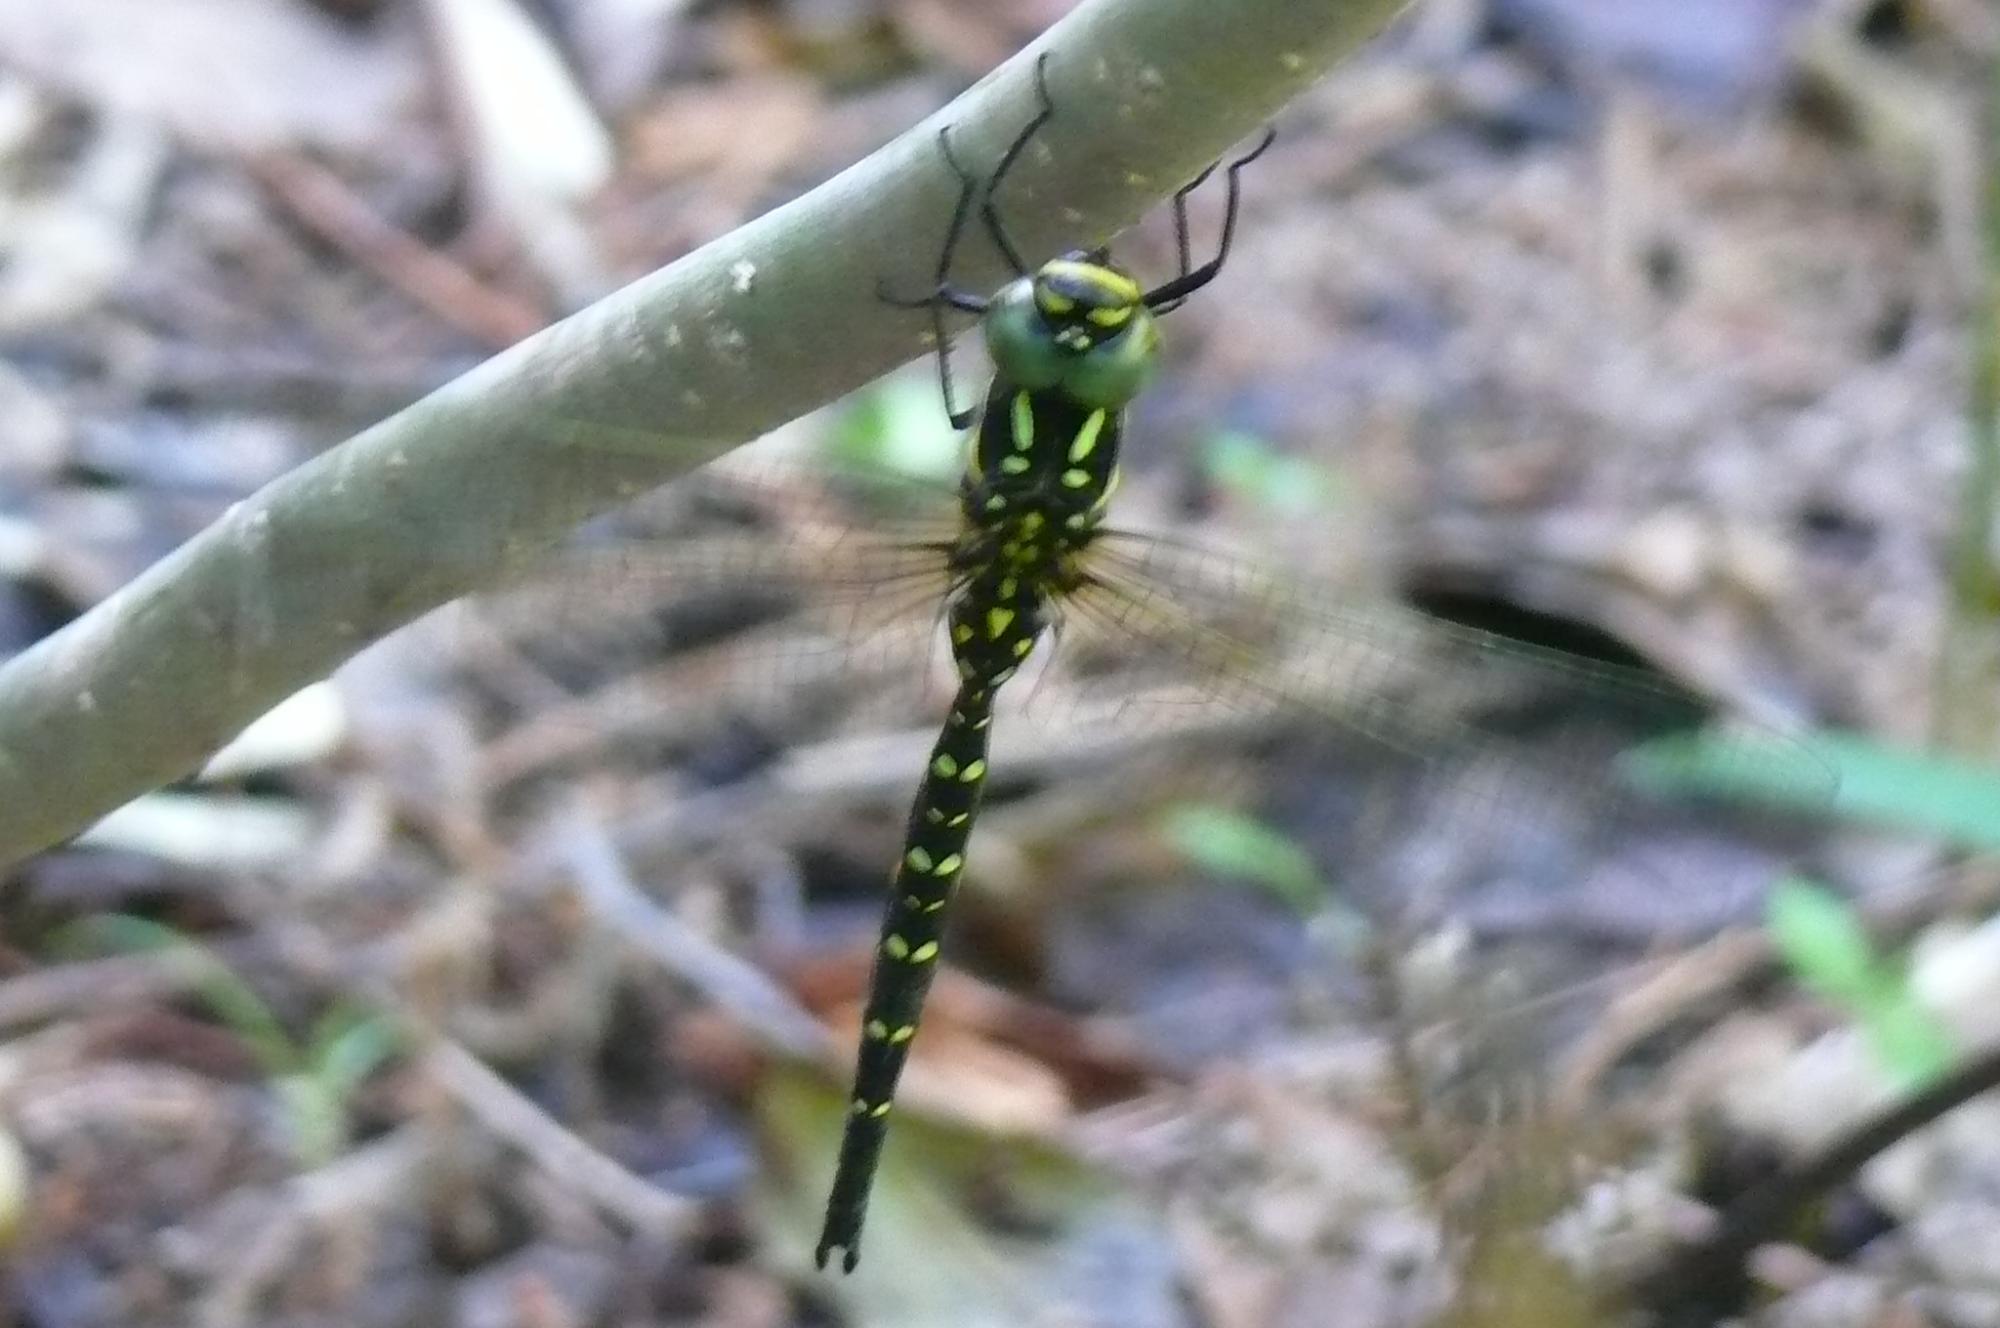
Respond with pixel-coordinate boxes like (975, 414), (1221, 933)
(460, 54), (1835, 1275)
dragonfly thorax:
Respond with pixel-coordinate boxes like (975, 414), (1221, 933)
(982, 252), (1160, 410)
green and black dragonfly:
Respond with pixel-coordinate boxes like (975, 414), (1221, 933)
(812, 57), (1281, 1271)
(462, 55), (1834, 1276)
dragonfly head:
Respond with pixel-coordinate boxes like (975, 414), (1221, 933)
(984, 250), (1159, 409)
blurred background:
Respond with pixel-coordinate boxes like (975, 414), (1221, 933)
(1, 0), (1997, 1324)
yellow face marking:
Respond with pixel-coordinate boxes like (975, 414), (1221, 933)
(1000, 454), (1031, 475)
(1069, 409), (1107, 463)
(888, 1025), (917, 1044)
(1041, 259), (1141, 305)
(906, 846), (934, 872)
(883, 934), (910, 959)
(1011, 392), (1035, 452)
(959, 759), (987, 783)
(910, 941), (940, 963)
(1038, 291), (1074, 315)
(932, 753), (959, 778)
(934, 853), (963, 876)
(1087, 305), (1133, 327)
(987, 606), (1015, 639)
(1062, 468), (1091, 488)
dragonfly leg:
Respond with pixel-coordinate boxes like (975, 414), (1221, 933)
(1143, 126), (1277, 312)
(978, 52), (1057, 278)
(878, 126), (991, 427)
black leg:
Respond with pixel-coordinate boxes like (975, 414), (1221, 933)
(1150, 158), (1220, 315)
(978, 52), (1057, 277)
(1142, 127), (1276, 312)
(878, 126), (990, 427)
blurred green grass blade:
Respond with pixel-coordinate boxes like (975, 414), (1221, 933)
(1630, 729), (2000, 850)
(1766, 877), (1884, 1008)
(1160, 803), (1324, 912)
(1200, 429), (1340, 515)
(825, 372), (965, 484)
(57, 913), (300, 1075)
(1765, 878), (1956, 1089)
(1862, 993), (1957, 1090)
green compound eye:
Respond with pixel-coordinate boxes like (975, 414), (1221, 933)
(983, 277), (1160, 409)
(983, 278), (1067, 390)
(1060, 307), (1158, 408)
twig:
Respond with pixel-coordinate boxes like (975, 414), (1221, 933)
(1622, 1040), (2000, 1320)
(248, 151), (547, 348)
(197, 1128), (429, 1328)
(551, 808), (834, 1063)
(425, 1038), (694, 1236)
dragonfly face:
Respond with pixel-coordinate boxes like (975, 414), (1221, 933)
(983, 253), (1161, 410)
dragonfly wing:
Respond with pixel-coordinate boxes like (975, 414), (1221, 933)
(1046, 528), (1835, 860)
(451, 450), (971, 789)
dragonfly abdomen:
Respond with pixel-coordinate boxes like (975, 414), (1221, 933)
(814, 576), (1049, 1271)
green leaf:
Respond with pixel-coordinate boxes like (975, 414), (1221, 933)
(824, 372), (965, 485)
(1766, 878), (1885, 1007)
(56, 914), (300, 1076)
(1765, 878), (1956, 1090)
(1630, 728), (2000, 851)
(1860, 992), (1957, 1090)
(1200, 429), (1338, 516)
(308, 1007), (401, 1100)
(1160, 803), (1324, 912)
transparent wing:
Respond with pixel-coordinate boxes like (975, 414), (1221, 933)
(1042, 528), (1837, 891)
(450, 438), (1835, 877)
(451, 443), (977, 789)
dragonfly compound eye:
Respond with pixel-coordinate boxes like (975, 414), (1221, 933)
(984, 263), (1160, 410)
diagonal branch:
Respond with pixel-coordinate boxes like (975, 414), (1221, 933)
(0, 0), (1412, 866)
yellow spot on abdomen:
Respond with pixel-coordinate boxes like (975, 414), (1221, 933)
(1011, 392), (1035, 452)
